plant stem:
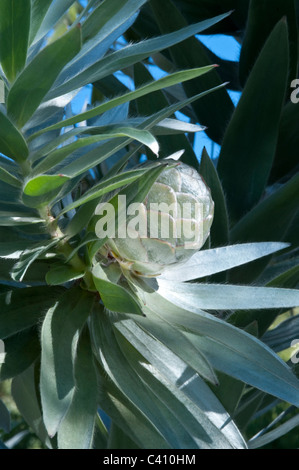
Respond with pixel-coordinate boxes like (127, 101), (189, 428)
(20, 154), (95, 290)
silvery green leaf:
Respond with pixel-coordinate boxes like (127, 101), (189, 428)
(11, 238), (59, 282)
(54, 0), (143, 87)
(59, 84), (225, 178)
(157, 279), (299, 310)
(161, 243), (290, 281)
(12, 365), (53, 448)
(249, 413), (299, 449)
(24, 90), (79, 133)
(57, 328), (98, 449)
(135, 289), (299, 407)
(40, 288), (94, 437)
(31, 65), (217, 137)
(32, 0), (76, 45)
(47, 13), (231, 99)
(114, 317), (247, 448)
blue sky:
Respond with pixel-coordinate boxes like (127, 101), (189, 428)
(194, 34), (241, 159)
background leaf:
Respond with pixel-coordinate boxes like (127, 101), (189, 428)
(8, 25), (82, 128)
(0, 399), (10, 433)
(229, 173), (299, 283)
(217, 20), (289, 222)
(0, 111), (29, 162)
(149, 0), (234, 145)
(29, 0), (52, 45)
(0, 328), (40, 381)
(199, 147), (229, 247)
(58, 328), (98, 449)
(0, 0), (31, 82)
(12, 364), (52, 448)
(40, 288), (94, 437)
(239, 0), (298, 87)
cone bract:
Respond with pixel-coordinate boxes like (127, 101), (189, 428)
(103, 160), (214, 276)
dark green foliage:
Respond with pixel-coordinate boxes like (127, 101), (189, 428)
(0, 0), (298, 450)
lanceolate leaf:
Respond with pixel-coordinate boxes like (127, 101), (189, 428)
(95, 351), (170, 449)
(11, 238), (59, 282)
(7, 25), (82, 128)
(30, 65), (216, 138)
(217, 20), (289, 222)
(46, 266), (85, 286)
(32, 129), (159, 176)
(157, 280), (299, 311)
(66, 5), (140, 83)
(91, 308), (236, 449)
(0, 0), (31, 82)
(32, 0), (76, 45)
(0, 111), (29, 162)
(115, 333), (235, 449)
(0, 166), (21, 188)
(131, 311), (218, 384)
(271, 101), (299, 182)
(47, 12), (232, 99)
(0, 215), (43, 226)
(199, 147), (229, 247)
(12, 365), (52, 448)
(23, 175), (70, 197)
(92, 263), (143, 315)
(149, 0), (234, 145)
(22, 174), (70, 208)
(139, 290), (299, 407)
(249, 413), (299, 449)
(239, 0), (298, 87)
(230, 173), (299, 250)
(58, 328), (98, 449)
(0, 286), (64, 340)
(59, 168), (150, 215)
(29, 119), (202, 165)
(40, 288), (94, 437)
(161, 243), (289, 282)
(29, 0), (52, 44)
(114, 317), (247, 448)
(0, 328), (40, 381)
(91, 307), (179, 448)
(134, 62), (200, 168)
(81, 0), (147, 43)
(60, 84), (226, 178)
